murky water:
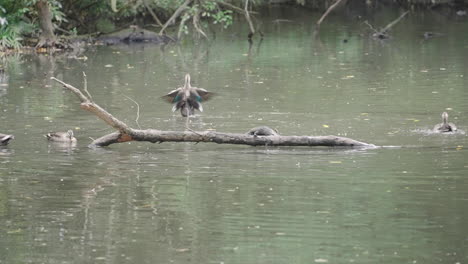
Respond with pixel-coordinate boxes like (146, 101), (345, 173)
(1, 7), (468, 264)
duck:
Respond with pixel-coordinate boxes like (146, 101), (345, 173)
(161, 74), (215, 117)
(433, 112), (457, 132)
(0, 133), (14, 145)
(45, 130), (77, 143)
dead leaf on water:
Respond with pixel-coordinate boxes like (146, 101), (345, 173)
(315, 259), (329, 263)
(7, 229), (22, 234)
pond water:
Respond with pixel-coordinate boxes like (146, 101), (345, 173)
(1, 6), (468, 264)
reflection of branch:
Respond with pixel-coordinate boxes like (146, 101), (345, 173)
(82, 72), (93, 101)
(316, 0), (345, 27)
(363, 21), (379, 33)
(122, 95), (141, 129)
(380, 11), (409, 33)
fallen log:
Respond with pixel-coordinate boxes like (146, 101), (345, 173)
(51, 77), (375, 149)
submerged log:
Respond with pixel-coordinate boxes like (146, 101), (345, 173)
(51, 77), (375, 149)
(96, 26), (174, 45)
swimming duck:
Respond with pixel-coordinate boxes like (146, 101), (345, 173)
(45, 130), (77, 143)
(161, 74), (215, 117)
(0, 133), (14, 145)
(433, 112), (457, 132)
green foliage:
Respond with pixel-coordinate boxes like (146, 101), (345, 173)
(0, 0), (255, 48)
(201, 1), (233, 28)
(210, 10), (233, 28)
(0, 2), (33, 50)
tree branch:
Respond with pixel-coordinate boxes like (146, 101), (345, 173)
(51, 77), (132, 134)
(244, 0), (256, 39)
(143, 0), (164, 27)
(159, 0), (192, 35)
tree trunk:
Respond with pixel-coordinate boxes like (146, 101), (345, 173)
(50, 77), (375, 149)
(36, 0), (56, 48)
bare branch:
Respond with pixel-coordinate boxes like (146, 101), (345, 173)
(244, 0), (255, 35)
(177, 14), (190, 40)
(51, 77), (132, 134)
(51, 77), (90, 103)
(193, 9), (208, 39)
(216, 0), (254, 14)
(143, 0), (164, 27)
(159, 0), (192, 35)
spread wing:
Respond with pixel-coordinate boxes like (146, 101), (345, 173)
(161, 88), (182, 103)
(193, 87), (215, 102)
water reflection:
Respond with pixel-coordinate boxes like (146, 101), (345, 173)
(1, 6), (468, 264)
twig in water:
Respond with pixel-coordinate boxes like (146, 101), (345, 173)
(122, 94), (141, 129)
(82, 72), (93, 101)
(363, 21), (379, 33)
